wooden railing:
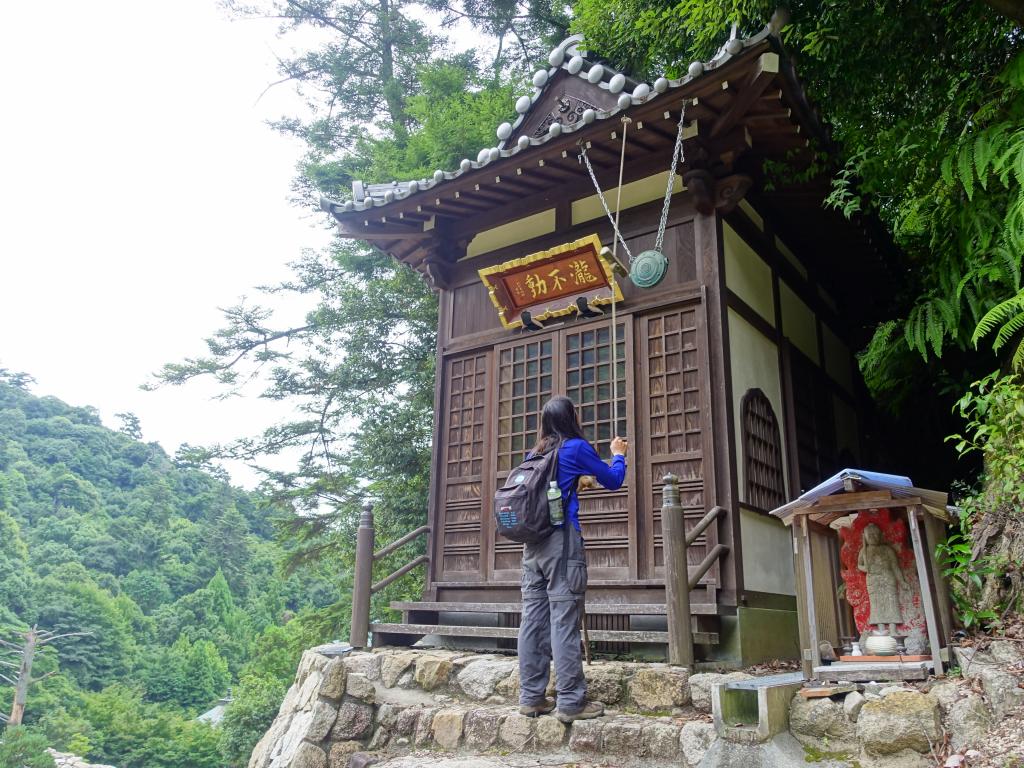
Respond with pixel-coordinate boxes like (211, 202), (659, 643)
(661, 474), (728, 667)
(350, 503), (430, 648)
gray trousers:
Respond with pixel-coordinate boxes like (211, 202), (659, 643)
(518, 525), (588, 712)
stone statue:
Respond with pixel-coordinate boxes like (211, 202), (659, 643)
(857, 523), (907, 635)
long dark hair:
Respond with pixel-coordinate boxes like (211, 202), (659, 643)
(532, 395), (586, 454)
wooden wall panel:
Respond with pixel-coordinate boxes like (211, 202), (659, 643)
(437, 353), (490, 580)
(451, 282), (502, 338)
(639, 304), (714, 582)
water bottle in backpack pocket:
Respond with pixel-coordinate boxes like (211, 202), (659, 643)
(493, 445), (561, 545)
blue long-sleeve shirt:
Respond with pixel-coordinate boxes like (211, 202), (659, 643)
(553, 438), (627, 531)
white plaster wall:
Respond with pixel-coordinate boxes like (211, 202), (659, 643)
(740, 507), (797, 596)
(723, 223), (774, 325)
(728, 308), (790, 500)
(779, 281), (819, 363)
(465, 208), (556, 258)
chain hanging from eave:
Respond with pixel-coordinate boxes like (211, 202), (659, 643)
(577, 102), (687, 266)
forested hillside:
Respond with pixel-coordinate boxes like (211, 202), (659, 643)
(0, 372), (337, 767)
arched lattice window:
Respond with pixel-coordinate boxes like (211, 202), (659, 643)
(741, 389), (786, 511)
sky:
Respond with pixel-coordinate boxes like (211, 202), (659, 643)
(0, 0), (343, 486)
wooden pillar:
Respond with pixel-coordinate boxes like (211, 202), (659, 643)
(350, 504), (375, 649)
(907, 505), (944, 675)
(662, 474), (694, 668)
(800, 515), (821, 673)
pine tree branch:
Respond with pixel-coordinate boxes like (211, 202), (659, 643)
(980, 0), (1024, 23)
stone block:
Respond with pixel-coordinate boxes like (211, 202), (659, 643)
(498, 712), (534, 750)
(413, 708), (437, 748)
(331, 701), (374, 741)
(688, 672), (753, 713)
(641, 721), (680, 759)
(327, 742), (362, 768)
(463, 708), (504, 749)
(343, 653), (382, 681)
(290, 742), (327, 768)
(568, 718), (603, 754)
(945, 693), (991, 752)
(856, 690), (941, 756)
(380, 652), (418, 688)
(495, 669), (519, 699)
(297, 650), (330, 685)
(789, 695), (856, 748)
(843, 691), (866, 723)
(456, 659), (517, 701)
(679, 720), (716, 768)
(414, 656), (453, 691)
(988, 639), (1024, 665)
(628, 667), (690, 711)
(345, 673), (375, 703)
(296, 670), (325, 710)
(534, 716), (566, 748)
(367, 726), (389, 750)
(307, 699), (340, 741)
(393, 706), (420, 736)
(602, 719), (643, 754)
(584, 666), (625, 704)
(926, 681), (960, 713)
(321, 658), (348, 701)
(432, 709), (466, 749)
(979, 666), (1024, 718)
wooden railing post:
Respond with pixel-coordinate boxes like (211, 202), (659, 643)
(350, 503), (375, 648)
(662, 474), (694, 668)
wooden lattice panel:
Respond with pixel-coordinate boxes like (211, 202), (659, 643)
(740, 389), (786, 511)
(565, 321), (632, 577)
(641, 307), (712, 579)
(564, 324), (627, 457)
(439, 353), (488, 578)
(493, 337), (554, 574)
(496, 338), (554, 473)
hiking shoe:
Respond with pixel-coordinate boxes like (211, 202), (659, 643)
(519, 698), (556, 717)
(556, 701), (605, 723)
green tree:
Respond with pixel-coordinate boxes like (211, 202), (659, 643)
(0, 726), (55, 768)
(143, 636), (229, 710)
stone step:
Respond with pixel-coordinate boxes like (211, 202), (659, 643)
(371, 623), (719, 645)
(367, 702), (716, 766)
(392, 600), (723, 615)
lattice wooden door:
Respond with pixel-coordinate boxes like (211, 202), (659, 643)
(490, 336), (555, 580)
(637, 304), (716, 585)
(435, 351), (491, 582)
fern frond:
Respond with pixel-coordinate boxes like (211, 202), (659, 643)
(975, 132), (993, 190)
(1012, 339), (1024, 371)
(973, 290), (1024, 346)
(957, 141), (975, 200)
(994, 308), (1024, 350)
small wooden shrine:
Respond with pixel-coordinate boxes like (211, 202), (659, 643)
(771, 469), (953, 679)
(322, 19), (903, 664)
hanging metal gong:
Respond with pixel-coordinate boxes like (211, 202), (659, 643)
(629, 249), (669, 288)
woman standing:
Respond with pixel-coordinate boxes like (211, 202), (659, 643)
(518, 395), (628, 723)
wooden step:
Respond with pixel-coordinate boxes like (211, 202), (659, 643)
(370, 622), (719, 645)
(392, 600), (721, 615)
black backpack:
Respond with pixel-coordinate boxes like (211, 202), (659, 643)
(493, 444), (561, 544)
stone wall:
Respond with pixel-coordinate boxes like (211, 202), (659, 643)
(247, 645), (729, 768)
(789, 640), (1024, 767)
(46, 750), (117, 768)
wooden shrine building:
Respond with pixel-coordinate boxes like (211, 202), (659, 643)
(322, 19), (896, 665)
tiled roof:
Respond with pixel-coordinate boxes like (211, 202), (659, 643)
(321, 15), (793, 218)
